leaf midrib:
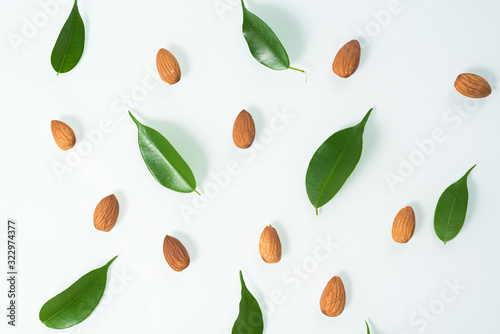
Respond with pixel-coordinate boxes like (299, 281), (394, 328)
(55, 9), (77, 74)
(42, 270), (104, 325)
(245, 11), (287, 68)
(141, 128), (193, 191)
(442, 182), (465, 242)
(314, 126), (361, 208)
(238, 294), (260, 332)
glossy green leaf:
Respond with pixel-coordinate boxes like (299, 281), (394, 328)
(51, 0), (85, 74)
(306, 109), (373, 214)
(39, 256), (117, 329)
(232, 271), (264, 334)
(240, 0), (305, 77)
(366, 320), (370, 334)
(434, 165), (476, 244)
(129, 112), (199, 194)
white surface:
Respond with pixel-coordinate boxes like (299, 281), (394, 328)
(1, 0), (499, 333)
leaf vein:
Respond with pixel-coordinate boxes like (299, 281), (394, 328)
(245, 13), (287, 68)
(42, 271), (104, 325)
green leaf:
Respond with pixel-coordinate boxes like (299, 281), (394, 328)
(306, 109), (373, 214)
(51, 0), (85, 74)
(434, 165), (476, 244)
(129, 111), (199, 194)
(39, 256), (118, 329)
(240, 0), (305, 77)
(232, 271), (264, 334)
(366, 320), (370, 334)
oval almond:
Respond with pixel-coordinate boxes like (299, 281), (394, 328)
(156, 48), (181, 85)
(233, 109), (255, 149)
(93, 194), (119, 232)
(454, 73), (491, 98)
(320, 275), (346, 317)
(332, 40), (361, 78)
(51, 120), (76, 151)
(392, 206), (415, 243)
(163, 235), (190, 272)
(259, 225), (282, 263)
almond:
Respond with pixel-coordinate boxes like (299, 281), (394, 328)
(93, 194), (119, 232)
(320, 275), (346, 317)
(51, 120), (76, 151)
(259, 225), (282, 263)
(156, 48), (181, 85)
(391, 206), (415, 243)
(233, 109), (255, 149)
(332, 40), (361, 78)
(163, 235), (190, 272)
(454, 73), (491, 98)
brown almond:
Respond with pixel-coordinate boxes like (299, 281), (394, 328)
(391, 206), (415, 243)
(232, 109), (255, 149)
(320, 275), (346, 317)
(259, 225), (282, 263)
(454, 73), (491, 98)
(156, 48), (181, 85)
(93, 194), (119, 232)
(332, 40), (361, 78)
(163, 235), (190, 272)
(51, 120), (76, 151)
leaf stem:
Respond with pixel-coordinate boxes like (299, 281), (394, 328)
(315, 207), (318, 215)
(289, 66), (308, 82)
(194, 189), (201, 196)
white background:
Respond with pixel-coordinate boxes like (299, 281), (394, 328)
(1, 0), (499, 333)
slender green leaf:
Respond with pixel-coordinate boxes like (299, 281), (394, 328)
(39, 256), (117, 329)
(434, 165), (476, 244)
(232, 271), (264, 334)
(240, 0), (305, 77)
(51, 0), (85, 74)
(366, 320), (370, 334)
(306, 109), (373, 214)
(129, 111), (199, 194)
